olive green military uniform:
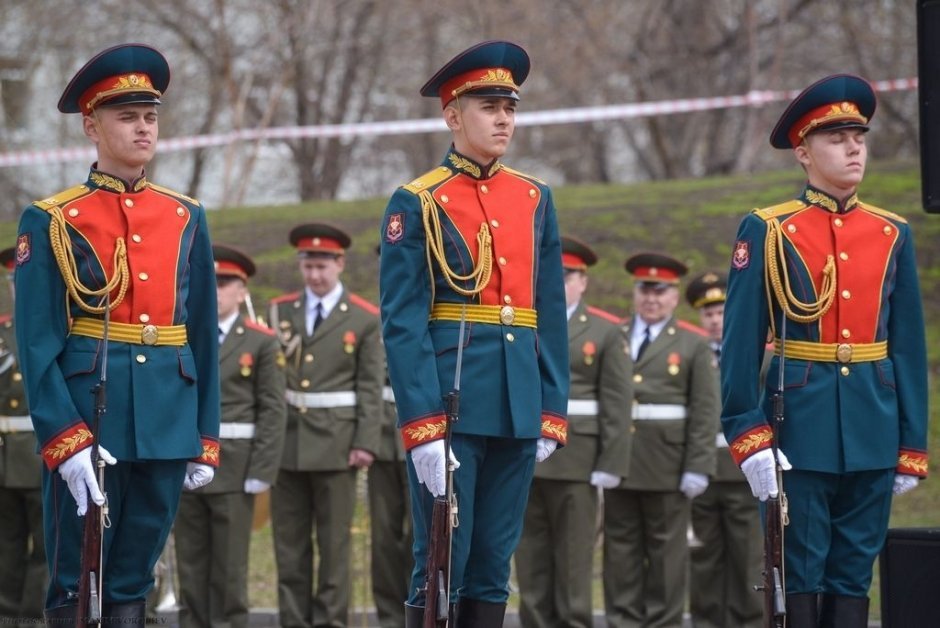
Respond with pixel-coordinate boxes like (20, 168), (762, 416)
(269, 288), (383, 628)
(517, 301), (633, 628)
(0, 316), (47, 625)
(175, 314), (287, 628)
(603, 316), (718, 628)
(368, 385), (412, 628)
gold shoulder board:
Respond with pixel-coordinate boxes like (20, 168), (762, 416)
(860, 202), (907, 224)
(752, 199), (806, 221)
(147, 182), (200, 206)
(34, 184), (93, 211)
(500, 165), (546, 185)
(403, 167), (454, 194)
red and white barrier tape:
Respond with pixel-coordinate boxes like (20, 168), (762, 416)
(0, 78), (917, 169)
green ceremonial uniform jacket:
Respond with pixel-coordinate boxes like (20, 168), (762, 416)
(620, 316), (719, 491)
(535, 302), (633, 482)
(269, 287), (383, 471)
(193, 315), (287, 494)
(0, 316), (41, 490)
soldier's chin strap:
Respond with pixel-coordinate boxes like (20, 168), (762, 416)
(47, 204), (129, 315)
(763, 217), (836, 330)
(420, 190), (493, 297)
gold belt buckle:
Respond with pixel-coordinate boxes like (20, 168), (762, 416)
(836, 343), (853, 363)
(499, 306), (516, 325)
(141, 324), (159, 345)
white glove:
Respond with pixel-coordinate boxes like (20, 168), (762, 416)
(590, 471), (621, 489)
(244, 478), (270, 494)
(58, 445), (117, 516)
(893, 474), (919, 496)
(183, 462), (215, 490)
(740, 448), (792, 501)
(680, 472), (709, 499)
(535, 438), (557, 463)
(411, 440), (460, 497)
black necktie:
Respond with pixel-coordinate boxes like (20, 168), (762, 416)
(218, 327), (225, 345)
(636, 326), (651, 361)
(312, 303), (324, 334)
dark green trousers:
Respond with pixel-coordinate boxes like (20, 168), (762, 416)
(0, 486), (46, 623)
(367, 461), (412, 628)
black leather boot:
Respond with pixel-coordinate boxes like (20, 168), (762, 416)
(101, 601), (146, 626)
(819, 594), (869, 628)
(786, 593), (820, 628)
(44, 605), (78, 627)
(455, 598), (506, 628)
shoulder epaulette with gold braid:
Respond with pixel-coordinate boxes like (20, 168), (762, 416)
(859, 202), (907, 224)
(403, 167), (455, 194)
(752, 199), (806, 221)
(34, 184), (93, 212)
(499, 165), (546, 185)
(146, 182), (200, 206)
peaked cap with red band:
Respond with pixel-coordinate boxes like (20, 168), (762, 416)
(289, 223), (351, 256)
(420, 40), (530, 108)
(213, 244), (256, 281)
(624, 252), (688, 287)
(685, 271), (727, 309)
(58, 43), (169, 115)
(770, 74), (876, 149)
(561, 235), (598, 271)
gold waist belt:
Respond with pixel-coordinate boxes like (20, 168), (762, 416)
(430, 303), (537, 328)
(774, 338), (887, 364)
(70, 318), (188, 346)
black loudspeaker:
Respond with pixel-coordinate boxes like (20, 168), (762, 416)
(918, 1), (940, 212)
(879, 527), (940, 626)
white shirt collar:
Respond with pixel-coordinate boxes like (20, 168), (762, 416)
(305, 281), (344, 318)
(218, 310), (239, 341)
(566, 301), (580, 321)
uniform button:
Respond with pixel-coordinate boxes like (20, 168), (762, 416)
(841, 329), (851, 338)
(298, 406), (308, 414)
(177, 207), (186, 216)
(839, 252), (848, 261)
(529, 189), (537, 198)
(301, 379), (310, 388)
(883, 226), (892, 235)
(630, 425), (637, 433)
(124, 198), (134, 208)
(480, 184), (489, 194)
(840, 366), (850, 376)
(503, 295), (512, 304)
(304, 354), (314, 363)
(841, 289), (851, 299)
(787, 224), (797, 233)
(68, 208), (79, 217)
(441, 195), (449, 203)
(506, 333), (515, 342)
(633, 374), (643, 383)
(136, 355), (147, 364)
(9, 399), (18, 408)
(139, 272), (149, 281)
(139, 313), (150, 323)
(498, 256), (507, 265)
(834, 218), (843, 227)
(132, 234), (142, 243)
(12, 372), (22, 382)
(490, 220), (500, 228)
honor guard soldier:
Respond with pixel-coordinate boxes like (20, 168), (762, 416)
(685, 272), (762, 628)
(516, 236), (633, 628)
(268, 223), (383, 628)
(602, 253), (719, 628)
(14, 44), (220, 624)
(370, 245), (413, 628)
(0, 247), (47, 626)
(175, 245), (287, 628)
(721, 74), (928, 626)
(379, 40), (569, 627)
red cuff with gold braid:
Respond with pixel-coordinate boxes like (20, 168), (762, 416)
(729, 425), (773, 466)
(400, 413), (447, 451)
(541, 412), (568, 446)
(897, 448), (928, 478)
(196, 436), (220, 467)
(42, 422), (94, 470)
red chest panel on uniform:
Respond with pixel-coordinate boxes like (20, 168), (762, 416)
(434, 170), (541, 307)
(782, 207), (898, 343)
(64, 188), (192, 325)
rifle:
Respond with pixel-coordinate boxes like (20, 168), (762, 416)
(422, 308), (465, 627)
(759, 315), (788, 627)
(76, 304), (111, 626)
